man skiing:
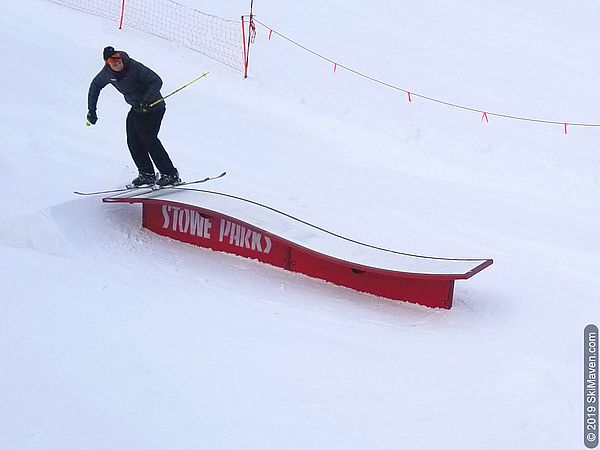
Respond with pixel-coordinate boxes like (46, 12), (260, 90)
(87, 46), (180, 187)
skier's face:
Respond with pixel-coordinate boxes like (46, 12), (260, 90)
(107, 54), (124, 72)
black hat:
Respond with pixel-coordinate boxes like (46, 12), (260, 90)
(103, 46), (117, 60)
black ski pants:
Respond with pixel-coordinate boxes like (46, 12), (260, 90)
(126, 106), (177, 176)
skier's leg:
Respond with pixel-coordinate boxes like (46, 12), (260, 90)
(136, 107), (177, 176)
(126, 110), (155, 175)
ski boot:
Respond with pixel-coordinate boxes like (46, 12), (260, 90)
(128, 172), (156, 188)
(156, 171), (181, 187)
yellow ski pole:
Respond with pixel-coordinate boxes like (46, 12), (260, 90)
(86, 72), (208, 126)
(149, 71), (209, 108)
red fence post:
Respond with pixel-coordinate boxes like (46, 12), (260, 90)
(242, 0), (254, 78)
(119, 0), (125, 29)
(241, 16), (248, 78)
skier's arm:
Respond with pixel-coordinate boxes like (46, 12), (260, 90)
(87, 71), (110, 114)
(137, 62), (163, 103)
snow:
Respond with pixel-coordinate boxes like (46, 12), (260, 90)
(1, 0), (599, 448)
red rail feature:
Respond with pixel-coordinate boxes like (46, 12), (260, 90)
(104, 189), (492, 309)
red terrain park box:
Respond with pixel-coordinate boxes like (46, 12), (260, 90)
(105, 192), (492, 309)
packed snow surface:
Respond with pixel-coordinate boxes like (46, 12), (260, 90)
(1, 1), (599, 449)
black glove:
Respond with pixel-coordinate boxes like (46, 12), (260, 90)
(138, 102), (151, 113)
(87, 111), (98, 125)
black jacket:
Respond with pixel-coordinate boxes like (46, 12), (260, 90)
(88, 52), (164, 113)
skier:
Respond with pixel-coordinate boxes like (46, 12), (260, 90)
(86, 46), (180, 187)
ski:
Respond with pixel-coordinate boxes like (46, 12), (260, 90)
(74, 171), (227, 196)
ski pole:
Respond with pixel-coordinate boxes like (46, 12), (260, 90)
(149, 71), (209, 108)
(85, 72), (209, 126)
